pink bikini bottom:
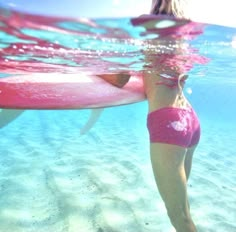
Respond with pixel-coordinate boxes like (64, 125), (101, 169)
(147, 107), (201, 148)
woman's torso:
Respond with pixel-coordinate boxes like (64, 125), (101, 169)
(143, 72), (191, 112)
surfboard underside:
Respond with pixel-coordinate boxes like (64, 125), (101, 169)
(0, 74), (145, 109)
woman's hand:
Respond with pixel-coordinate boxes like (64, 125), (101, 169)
(97, 73), (131, 88)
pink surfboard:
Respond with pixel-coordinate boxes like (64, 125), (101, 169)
(0, 9), (207, 110)
(0, 73), (145, 109)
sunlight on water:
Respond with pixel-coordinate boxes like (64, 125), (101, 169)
(0, 8), (212, 75)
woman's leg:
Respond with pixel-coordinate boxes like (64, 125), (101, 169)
(150, 142), (197, 232)
(184, 145), (197, 181)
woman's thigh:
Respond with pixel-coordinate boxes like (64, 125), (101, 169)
(150, 142), (189, 214)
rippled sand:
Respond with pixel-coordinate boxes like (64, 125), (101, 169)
(0, 103), (235, 232)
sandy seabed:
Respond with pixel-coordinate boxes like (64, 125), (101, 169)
(0, 102), (235, 232)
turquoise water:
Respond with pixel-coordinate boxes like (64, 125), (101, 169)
(0, 10), (236, 232)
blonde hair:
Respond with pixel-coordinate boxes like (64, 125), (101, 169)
(150, 0), (189, 19)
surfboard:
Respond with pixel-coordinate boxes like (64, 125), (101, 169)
(0, 73), (144, 109)
(0, 8), (207, 110)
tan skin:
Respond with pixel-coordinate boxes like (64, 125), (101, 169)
(97, 73), (130, 88)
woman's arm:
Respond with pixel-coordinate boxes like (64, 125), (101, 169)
(96, 73), (130, 88)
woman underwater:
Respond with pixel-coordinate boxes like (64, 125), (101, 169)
(102, 1), (201, 231)
(142, 1), (199, 231)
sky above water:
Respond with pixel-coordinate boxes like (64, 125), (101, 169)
(0, 0), (235, 27)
